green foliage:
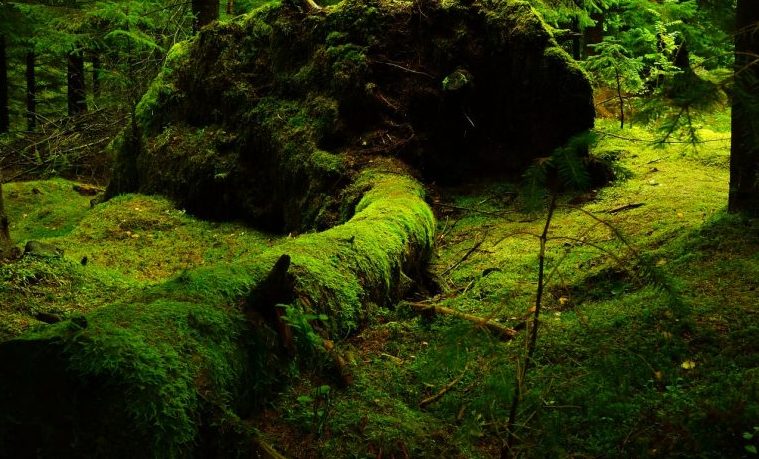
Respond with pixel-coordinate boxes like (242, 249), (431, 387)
(521, 131), (596, 210)
(583, 39), (644, 93)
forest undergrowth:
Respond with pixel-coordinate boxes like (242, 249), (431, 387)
(1, 109), (757, 457)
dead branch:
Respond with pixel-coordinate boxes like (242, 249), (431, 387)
(441, 238), (485, 276)
(606, 203), (645, 214)
(405, 302), (517, 341)
(419, 368), (467, 408)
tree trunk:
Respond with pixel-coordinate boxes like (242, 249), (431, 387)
(729, 1), (759, 215)
(571, 17), (581, 60)
(0, 181), (13, 260)
(26, 51), (36, 132)
(583, 12), (604, 58)
(192, 0), (219, 32)
(0, 34), (9, 134)
(67, 50), (87, 116)
(92, 53), (101, 100)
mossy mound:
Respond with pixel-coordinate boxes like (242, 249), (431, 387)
(108, 0), (593, 231)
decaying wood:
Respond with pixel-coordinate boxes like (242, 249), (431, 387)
(246, 254), (296, 352)
(324, 339), (354, 386)
(305, 0), (322, 10)
(405, 302), (517, 341)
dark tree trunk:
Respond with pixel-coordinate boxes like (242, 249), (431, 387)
(67, 51), (87, 116)
(92, 54), (101, 100)
(226, 0), (234, 15)
(0, 35), (9, 134)
(583, 12), (604, 58)
(729, 0), (759, 214)
(0, 182), (12, 260)
(26, 51), (36, 132)
(192, 0), (219, 32)
(673, 39), (691, 72)
(571, 17), (581, 60)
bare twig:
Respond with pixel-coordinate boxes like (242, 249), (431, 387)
(606, 202), (645, 214)
(420, 368), (468, 408)
(405, 302), (518, 341)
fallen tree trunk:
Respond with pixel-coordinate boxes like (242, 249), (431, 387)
(0, 164), (434, 457)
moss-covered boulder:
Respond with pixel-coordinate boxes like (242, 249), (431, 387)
(108, 0), (593, 231)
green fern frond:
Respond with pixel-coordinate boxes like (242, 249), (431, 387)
(552, 147), (590, 190)
(551, 132), (596, 190)
(521, 159), (550, 212)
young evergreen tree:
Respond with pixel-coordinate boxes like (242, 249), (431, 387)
(729, 0), (759, 214)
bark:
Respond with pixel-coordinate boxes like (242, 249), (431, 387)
(583, 12), (604, 58)
(729, 0), (759, 214)
(26, 50), (36, 132)
(0, 181), (13, 260)
(0, 34), (9, 134)
(92, 53), (101, 100)
(67, 50), (87, 116)
(192, 0), (219, 32)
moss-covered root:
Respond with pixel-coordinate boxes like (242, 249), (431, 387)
(0, 164), (434, 457)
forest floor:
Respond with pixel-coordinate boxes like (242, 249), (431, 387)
(1, 109), (757, 457)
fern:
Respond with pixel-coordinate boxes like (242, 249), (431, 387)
(521, 158), (550, 212)
(551, 132), (595, 190)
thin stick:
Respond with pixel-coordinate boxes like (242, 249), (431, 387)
(405, 302), (518, 341)
(441, 238), (485, 276)
(503, 194), (557, 458)
(419, 369), (467, 408)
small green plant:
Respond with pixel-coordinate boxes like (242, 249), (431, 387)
(745, 427), (759, 455)
(296, 384), (332, 437)
(278, 304), (328, 351)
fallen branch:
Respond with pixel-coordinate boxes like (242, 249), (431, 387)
(441, 238), (485, 276)
(435, 202), (514, 218)
(606, 202), (645, 214)
(405, 302), (517, 341)
(419, 368), (467, 408)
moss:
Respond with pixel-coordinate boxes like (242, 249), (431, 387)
(0, 161), (435, 455)
(52, 193), (282, 282)
(0, 298), (263, 457)
(134, 40), (192, 132)
(3, 178), (93, 242)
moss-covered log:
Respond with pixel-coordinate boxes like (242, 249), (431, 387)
(0, 163), (434, 457)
